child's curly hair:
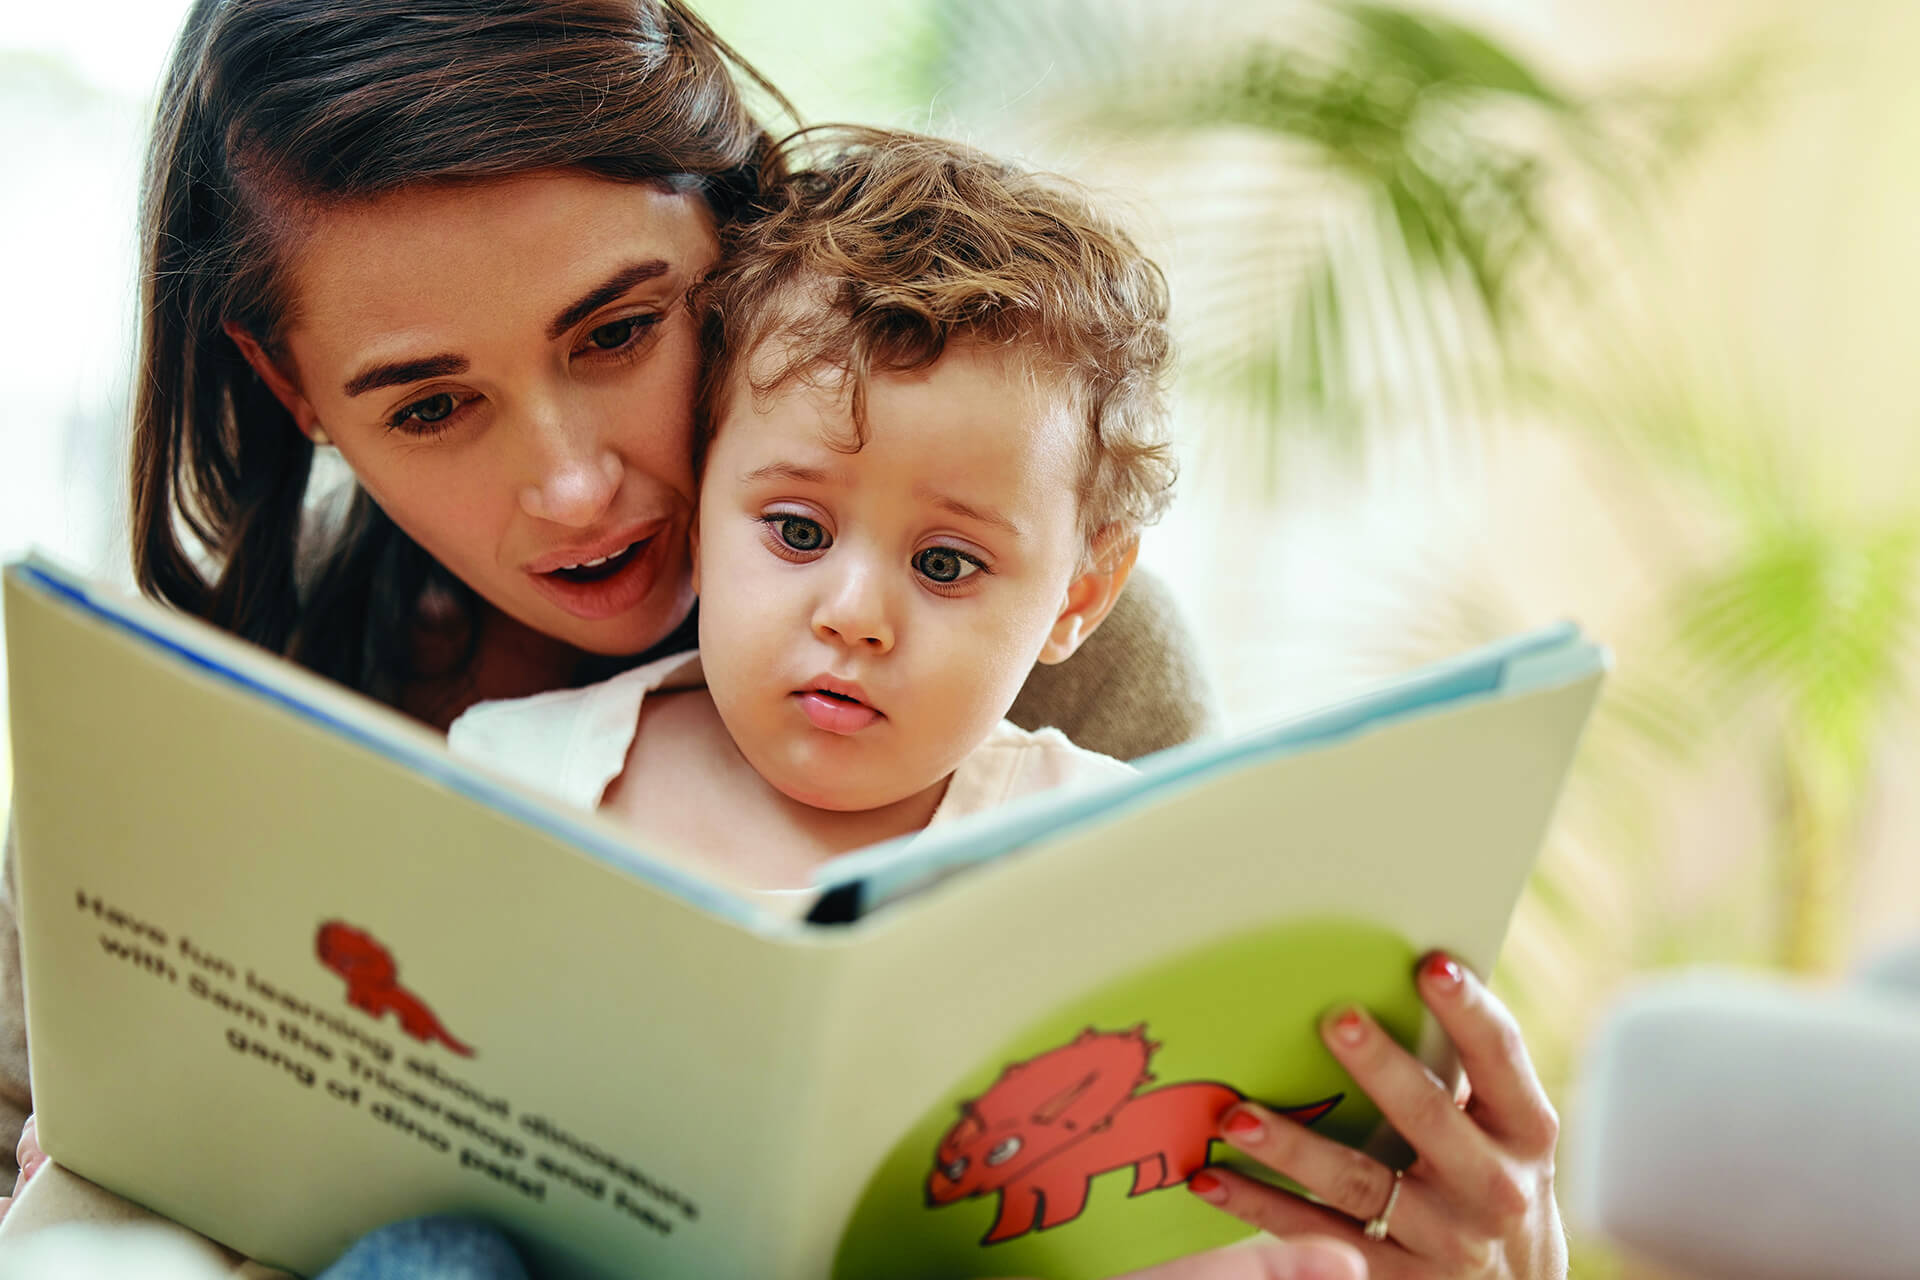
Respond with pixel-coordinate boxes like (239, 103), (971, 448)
(693, 126), (1176, 557)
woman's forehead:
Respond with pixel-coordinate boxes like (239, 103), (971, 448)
(283, 170), (717, 350)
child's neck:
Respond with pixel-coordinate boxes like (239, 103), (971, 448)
(603, 687), (950, 891)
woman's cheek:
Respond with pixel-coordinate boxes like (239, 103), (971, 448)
(610, 343), (701, 499)
(344, 440), (511, 587)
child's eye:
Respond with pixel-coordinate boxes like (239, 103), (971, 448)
(913, 546), (984, 584)
(765, 515), (831, 553)
(388, 392), (463, 434)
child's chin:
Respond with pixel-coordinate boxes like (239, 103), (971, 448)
(773, 773), (919, 814)
(779, 782), (892, 812)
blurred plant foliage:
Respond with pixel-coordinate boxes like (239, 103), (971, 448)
(900, 0), (1775, 475)
(1556, 334), (1920, 976)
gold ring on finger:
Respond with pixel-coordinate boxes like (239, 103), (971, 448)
(1362, 1168), (1404, 1242)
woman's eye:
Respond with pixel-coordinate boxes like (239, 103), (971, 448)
(390, 393), (458, 431)
(914, 546), (983, 584)
(584, 315), (657, 352)
(769, 516), (831, 553)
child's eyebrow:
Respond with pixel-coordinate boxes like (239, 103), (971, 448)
(919, 487), (1021, 539)
(740, 462), (832, 486)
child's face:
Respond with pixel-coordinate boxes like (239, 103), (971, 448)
(695, 343), (1093, 813)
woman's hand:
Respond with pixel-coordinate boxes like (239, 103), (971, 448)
(1184, 953), (1566, 1279)
(0, 1113), (47, 1222)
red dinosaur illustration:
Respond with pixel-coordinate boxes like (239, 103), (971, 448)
(926, 1026), (1339, 1244)
(315, 921), (473, 1057)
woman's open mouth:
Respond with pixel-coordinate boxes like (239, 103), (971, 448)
(546, 539), (645, 584)
(526, 523), (675, 623)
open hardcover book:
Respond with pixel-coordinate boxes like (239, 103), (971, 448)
(3, 553), (1605, 1279)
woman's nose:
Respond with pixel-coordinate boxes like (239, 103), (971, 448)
(812, 561), (895, 653)
(517, 419), (623, 527)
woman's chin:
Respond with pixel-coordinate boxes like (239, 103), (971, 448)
(486, 576), (695, 662)
(555, 590), (696, 657)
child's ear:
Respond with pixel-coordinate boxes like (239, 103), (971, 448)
(1038, 532), (1140, 666)
(222, 321), (329, 445)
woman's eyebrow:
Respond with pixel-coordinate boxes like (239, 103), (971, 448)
(341, 260), (675, 398)
(343, 354), (468, 398)
(546, 260), (671, 339)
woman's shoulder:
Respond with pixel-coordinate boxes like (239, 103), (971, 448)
(445, 651), (703, 808)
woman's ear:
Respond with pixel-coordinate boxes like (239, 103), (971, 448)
(1037, 532), (1141, 666)
(222, 321), (330, 445)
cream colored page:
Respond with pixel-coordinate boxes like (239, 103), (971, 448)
(5, 573), (839, 1280)
(778, 672), (1600, 1275)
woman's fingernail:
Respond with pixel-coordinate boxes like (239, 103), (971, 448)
(1222, 1109), (1264, 1140)
(1422, 951), (1464, 989)
(1328, 1006), (1367, 1046)
(1188, 1171), (1228, 1203)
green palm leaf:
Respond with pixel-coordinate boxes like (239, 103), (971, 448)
(902, 0), (1749, 484)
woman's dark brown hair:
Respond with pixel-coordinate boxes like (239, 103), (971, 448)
(132, 0), (787, 707)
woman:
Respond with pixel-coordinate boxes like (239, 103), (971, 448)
(0, 1), (1567, 1276)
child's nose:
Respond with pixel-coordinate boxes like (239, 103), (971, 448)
(812, 563), (895, 653)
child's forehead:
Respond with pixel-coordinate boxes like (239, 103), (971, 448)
(734, 330), (1083, 422)
(714, 345), (1091, 525)
(736, 353), (1079, 460)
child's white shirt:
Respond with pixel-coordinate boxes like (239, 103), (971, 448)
(445, 649), (1136, 824)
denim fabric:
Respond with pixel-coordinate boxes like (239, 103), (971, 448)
(317, 1216), (531, 1280)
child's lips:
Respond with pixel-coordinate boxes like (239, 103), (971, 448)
(794, 689), (883, 735)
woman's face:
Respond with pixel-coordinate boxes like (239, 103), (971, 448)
(256, 170), (717, 657)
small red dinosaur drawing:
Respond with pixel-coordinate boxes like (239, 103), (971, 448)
(926, 1025), (1339, 1244)
(315, 921), (473, 1057)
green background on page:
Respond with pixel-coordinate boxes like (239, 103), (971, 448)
(831, 919), (1422, 1280)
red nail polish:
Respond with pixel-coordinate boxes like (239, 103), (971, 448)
(1330, 1007), (1366, 1045)
(1222, 1110), (1264, 1138)
(1188, 1171), (1226, 1202)
(1423, 952), (1464, 989)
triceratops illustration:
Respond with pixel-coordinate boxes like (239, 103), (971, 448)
(926, 1025), (1338, 1244)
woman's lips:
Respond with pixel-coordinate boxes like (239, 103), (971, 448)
(525, 521), (674, 622)
(796, 690), (882, 735)
(527, 522), (661, 575)
(547, 537), (645, 583)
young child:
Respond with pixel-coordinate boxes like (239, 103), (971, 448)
(448, 127), (1177, 891)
